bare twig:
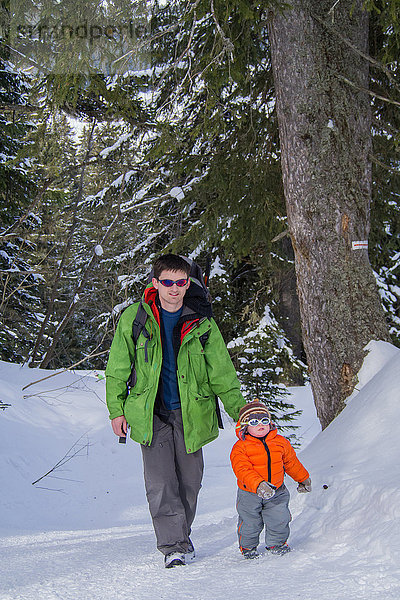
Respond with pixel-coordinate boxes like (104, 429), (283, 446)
(327, 0), (342, 21)
(29, 123), (97, 366)
(23, 371), (106, 404)
(0, 182), (51, 240)
(113, 0), (202, 70)
(0, 245), (53, 312)
(335, 73), (400, 108)
(370, 153), (400, 175)
(0, 103), (40, 113)
(2, 41), (51, 74)
(34, 486), (67, 493)
(32, 434), (90, 486)
(210, 0), (234, 57)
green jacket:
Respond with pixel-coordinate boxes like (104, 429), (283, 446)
(105, 288), (245, 453)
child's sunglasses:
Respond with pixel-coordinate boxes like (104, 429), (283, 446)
(156, 277), (188, 288)
(244, 417), (271, 427)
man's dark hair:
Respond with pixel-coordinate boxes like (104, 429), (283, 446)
(153, 254), (191, 279)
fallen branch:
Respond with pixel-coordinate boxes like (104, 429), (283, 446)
(22, 349), (108, 391)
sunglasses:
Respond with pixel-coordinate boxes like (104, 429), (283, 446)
(156, 278), (189, 288)
(244, 417), (271, 427)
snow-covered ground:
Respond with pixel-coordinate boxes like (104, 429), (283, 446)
(1, 340), (399, 599)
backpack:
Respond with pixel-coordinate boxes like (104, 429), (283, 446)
(127, 256), (223, 429)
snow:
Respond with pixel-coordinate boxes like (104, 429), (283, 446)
(209, 255), (226, 279)
(1, 340), (400, 599)
(169, 186), (185, 200)
(0, 250), (11, 262)
(99, 133), (133, 159)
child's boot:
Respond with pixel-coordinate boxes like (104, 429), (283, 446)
(266, 543), (291, 555)
(242, 547), (259, 559)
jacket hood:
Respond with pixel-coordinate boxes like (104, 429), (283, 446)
(143, 284), (157, 306)
(184, 282), (213, 318)
(142, 285), (160, 324)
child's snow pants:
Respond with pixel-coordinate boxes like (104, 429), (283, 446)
(236, 484), (291, 550)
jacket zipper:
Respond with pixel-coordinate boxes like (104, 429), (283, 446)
(261, 438), (272, 483)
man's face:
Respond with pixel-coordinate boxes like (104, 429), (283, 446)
(152, 269), (190, 312)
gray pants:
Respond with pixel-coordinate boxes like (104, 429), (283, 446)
(236, 484), (291, 550)
(141, 409), (204, 555)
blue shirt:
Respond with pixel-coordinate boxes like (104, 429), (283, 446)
(160, 307), (182, 410)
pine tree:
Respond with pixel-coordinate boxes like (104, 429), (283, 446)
(227, 304), (305, 432)
(27, 111), (81, 367)
(367, 2), (400, 346)
(0, 41), (42, 362)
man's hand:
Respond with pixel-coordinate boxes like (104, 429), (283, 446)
(111, 415), (128, 437)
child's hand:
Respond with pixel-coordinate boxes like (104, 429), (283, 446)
(297, 477), (312, 493)
(256, 481), (276, 499)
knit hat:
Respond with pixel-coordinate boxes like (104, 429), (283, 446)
(238, 400), (271, 425)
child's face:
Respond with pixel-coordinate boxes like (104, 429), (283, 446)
(247, 418), (270, 438)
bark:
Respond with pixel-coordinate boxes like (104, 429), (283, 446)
(269, 0), (390, 428)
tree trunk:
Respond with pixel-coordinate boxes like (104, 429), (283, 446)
(269, 0), (390, 429)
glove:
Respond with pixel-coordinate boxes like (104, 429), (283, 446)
(297, 477), (312, 493)
(256, 481), (276, 500)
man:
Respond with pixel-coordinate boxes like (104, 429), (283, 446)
(106, 254), (245, 568)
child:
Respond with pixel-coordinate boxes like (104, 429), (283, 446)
(230, 400), (311, 559)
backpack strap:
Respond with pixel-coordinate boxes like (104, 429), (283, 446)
(127, 300), (150, 390)
(132, 300), (150, 348)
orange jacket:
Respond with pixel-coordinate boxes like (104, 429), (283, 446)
(230, 425), (309, 494)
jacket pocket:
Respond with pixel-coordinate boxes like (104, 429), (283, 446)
(125, 387), (154, 443)
(136, 334), (156, 363)
(187, 344), (208, 384)
(187, 391), (217, 430)
(133, 336), (159, 386)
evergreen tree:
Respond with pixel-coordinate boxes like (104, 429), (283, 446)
(0, 41), (41, 362)
(27, 111), (81, 367)
(368, 2), (400, 346)
(227, 303), (305, 432)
